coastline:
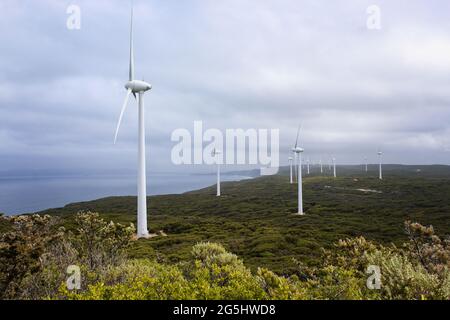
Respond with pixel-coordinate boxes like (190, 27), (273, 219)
(0, 172), (257, 216)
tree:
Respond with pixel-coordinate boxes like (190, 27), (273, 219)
(71, 211), (135, 272)
(404, 221), (450, 275)
(0, 215), (64, 299)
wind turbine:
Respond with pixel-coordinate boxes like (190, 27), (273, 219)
(378, 150), (383, 180)
(292, 126), (304, 215)
(332, 157), (337, 178)
(288, 156), (293, 184)
(364, 157), (368, 172)
(320, 157), (323, 174)
(212, 148), (222, 196)
(114, 6), (152, 238)
(307, 158), (310, 175)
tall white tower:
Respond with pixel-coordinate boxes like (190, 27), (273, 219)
(137, 92), (149, 237)
(333, 157), (337, 178)
(378, 151), (383, 180)
(293, 147), (305, 215)
(213, 149), (222, 196)
(289, 156), (293, 184)
(292, 124), (304, 215)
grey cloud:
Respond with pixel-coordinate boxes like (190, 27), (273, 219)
(1, 0), (449, 177)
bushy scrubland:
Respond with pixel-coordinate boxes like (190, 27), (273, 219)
(1, 212), (449, 300)
(37, 171), (450, 275)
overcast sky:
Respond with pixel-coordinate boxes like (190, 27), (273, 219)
(1, 0), (449, 176)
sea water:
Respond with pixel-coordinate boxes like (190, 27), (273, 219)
(0, 173), (251, 215)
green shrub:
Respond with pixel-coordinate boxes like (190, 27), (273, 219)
(366, 247), (447, 299)
(257, 268), (306, 300)
(58, 243), (267, 300)
(72, 211), (135, 271)
(0, 215), (64, 299)
(2, 215), (449, 300)
(59, 260), (193, 300)
(191, 242), (227, 263)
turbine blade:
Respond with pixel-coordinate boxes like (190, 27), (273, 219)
(114, 89), (132, 144)
(294, 124), (302, 148)
(129, 5), (135, 81)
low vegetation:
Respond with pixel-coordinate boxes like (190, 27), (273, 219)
(1, 166), (449, 300)
(0, 212), (449, 300)
(34, 165), (450, 274)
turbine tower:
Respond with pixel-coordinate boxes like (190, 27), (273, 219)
(292, 126), (304, 215)
(114, 6), (152, 238)
(288, 156), (293, 184)
(332, 157), (337, 178)
(320, 157), (323, 174)
(378, 150), (383, 180)
(293, 152), (298, 183)
(212, 148), (222, 196)
(364, 157), (368, 172)
(307, 158), (310, 175)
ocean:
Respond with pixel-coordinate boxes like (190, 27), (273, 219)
(0, 173), (252, 215)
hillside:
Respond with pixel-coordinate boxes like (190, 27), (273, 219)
(34, 164), (450, 274)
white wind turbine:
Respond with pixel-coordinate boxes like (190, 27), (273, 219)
(364, 156), (368, 172)
(307, 158), (310, 175)
(114, 6), (152, 238)
(332, 157), (337, 178)
(292, 126), (304, 215)
(378, 150), (383, 180)
(288, 156), (294, 184)
(320, 157), (323, 174)
(212, 148), (222, 196)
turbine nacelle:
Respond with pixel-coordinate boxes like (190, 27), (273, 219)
(125, 80), (152, 93)
(292, 147), (304, 153)
(378, 151), (383, 156)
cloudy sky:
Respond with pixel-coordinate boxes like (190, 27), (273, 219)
(1, 0), (449, 176)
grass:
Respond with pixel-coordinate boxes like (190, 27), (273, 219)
(10, 164), (450, 274)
